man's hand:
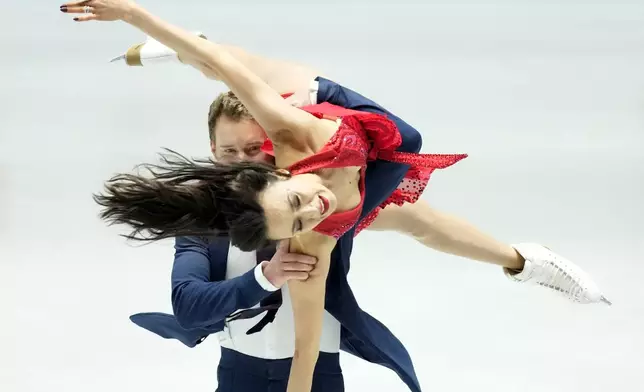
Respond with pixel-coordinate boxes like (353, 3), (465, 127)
(261, 241), (317, 288)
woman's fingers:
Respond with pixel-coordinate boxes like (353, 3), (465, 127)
(60, 1), (90, 12)
(73, 14), (98, 22)
(62, 6), (94, 14)
(61, 0), (91, 8)
(59, 1), (124, 23)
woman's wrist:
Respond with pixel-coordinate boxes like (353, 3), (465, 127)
(121, 1), (145, 24)
(287, 358), (316, 392)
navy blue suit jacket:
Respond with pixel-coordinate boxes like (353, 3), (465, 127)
(131, 77), (424, 391)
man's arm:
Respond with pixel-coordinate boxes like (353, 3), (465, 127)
(170, 236), (276, 329)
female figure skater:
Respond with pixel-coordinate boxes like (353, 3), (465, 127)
(60, 1), (609, 391)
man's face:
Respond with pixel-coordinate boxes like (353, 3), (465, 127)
(211, 116), (273, 164)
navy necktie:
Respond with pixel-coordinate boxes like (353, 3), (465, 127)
(226, 245), (283, 335)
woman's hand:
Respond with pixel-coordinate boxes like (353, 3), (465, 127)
(60, 0), (136, 22)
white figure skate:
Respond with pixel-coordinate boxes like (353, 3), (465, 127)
(507, 243), (611, 305)
(109, 32), (207, 66)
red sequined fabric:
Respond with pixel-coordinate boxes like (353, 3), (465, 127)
(261, 102), (467, 238)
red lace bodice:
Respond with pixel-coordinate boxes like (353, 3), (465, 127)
(261, 102), (467, 238)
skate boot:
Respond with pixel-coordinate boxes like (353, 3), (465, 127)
(109, 32), (207, 67)
(506, 243), (611, 305)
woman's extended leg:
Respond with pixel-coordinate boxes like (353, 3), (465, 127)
(181, 45), (323, 98)
(369, 201), (525, 270)
(367, 200), (610, 304)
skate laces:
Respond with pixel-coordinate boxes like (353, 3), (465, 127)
(536, 255), (585, 302)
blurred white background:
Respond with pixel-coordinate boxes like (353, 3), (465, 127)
(2, 1), (643, 391)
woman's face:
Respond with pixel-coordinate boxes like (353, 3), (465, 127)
(258, 173), (337, 239)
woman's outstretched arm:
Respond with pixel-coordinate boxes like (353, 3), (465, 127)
(122, 5), (318, 147)
(285, 232), (337, 392)
(64, 0), (322, 157)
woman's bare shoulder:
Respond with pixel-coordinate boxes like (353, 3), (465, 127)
(273, 117), (339, 168)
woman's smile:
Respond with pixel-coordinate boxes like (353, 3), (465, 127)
(319, 195), (330, 215)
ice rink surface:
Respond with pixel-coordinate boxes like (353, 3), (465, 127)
(2, 1), (643, 391)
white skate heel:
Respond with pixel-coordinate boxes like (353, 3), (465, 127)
(109, 32), (207, 66)
(506, 243), (611, 305)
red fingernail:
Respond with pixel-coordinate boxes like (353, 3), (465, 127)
(73, 17), (79, 21)
(60, 5), (67, 12)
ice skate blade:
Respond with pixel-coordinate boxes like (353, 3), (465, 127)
(109, 54), (125, 63)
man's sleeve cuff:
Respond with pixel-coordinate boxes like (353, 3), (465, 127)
(254, 262), (279, 292)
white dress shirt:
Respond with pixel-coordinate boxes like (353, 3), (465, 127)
(217, 244), (341, 360)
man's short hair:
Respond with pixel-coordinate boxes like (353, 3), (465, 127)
(207, 91), (253, 141)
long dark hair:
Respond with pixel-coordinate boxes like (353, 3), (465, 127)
(93, 149), (288, 251)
